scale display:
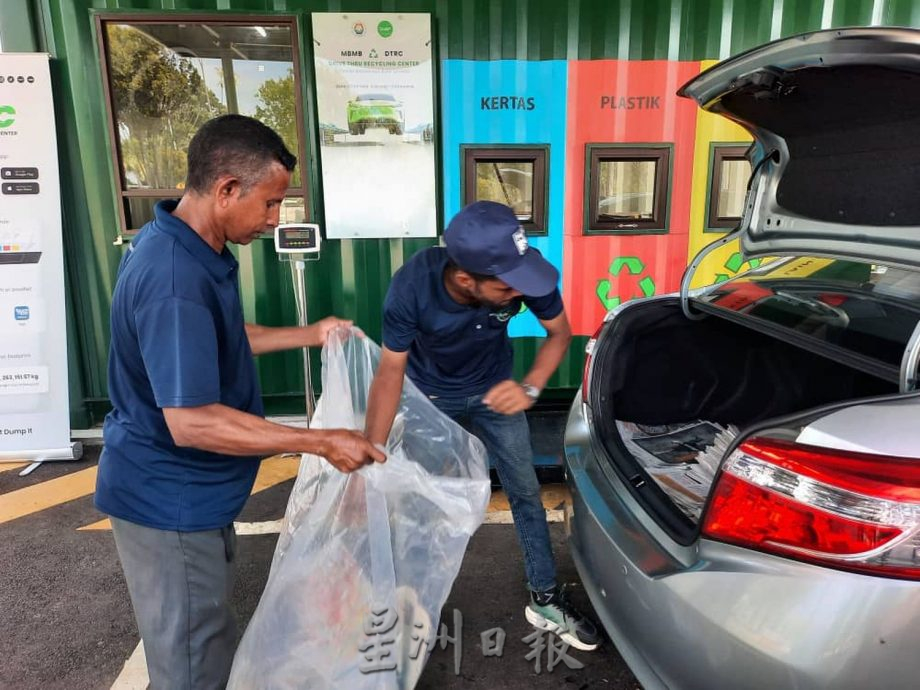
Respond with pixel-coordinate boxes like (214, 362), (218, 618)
(274, 224), (321, 255)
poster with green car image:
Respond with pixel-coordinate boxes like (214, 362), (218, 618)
(312, 13), (436, 239)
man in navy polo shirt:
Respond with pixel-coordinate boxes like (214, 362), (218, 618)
(365, 200), (601, 651)
(97, 115), (384, 690)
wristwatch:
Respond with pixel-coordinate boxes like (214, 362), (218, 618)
(521, 383), (541, 402)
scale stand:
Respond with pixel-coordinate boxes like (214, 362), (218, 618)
(274, 224), (323, 427)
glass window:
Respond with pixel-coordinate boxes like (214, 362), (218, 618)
(586, 145), (671, 234)
(279, 197), (306, 225)
(597, 160), (656, 220)
(708, 145), (752, 231)
(462, 146), (548, 235)
(697, 258), (920, 376)
(98, 17), (307, 233)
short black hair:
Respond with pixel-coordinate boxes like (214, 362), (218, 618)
(185, 114), (297, 194)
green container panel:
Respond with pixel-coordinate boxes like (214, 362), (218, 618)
(4, 0), (919, 425)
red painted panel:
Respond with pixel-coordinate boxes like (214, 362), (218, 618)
(563, 60), (700, 335)
(563, 233), (690, 335)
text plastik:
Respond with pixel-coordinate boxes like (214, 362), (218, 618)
(600, 95), (661, 110)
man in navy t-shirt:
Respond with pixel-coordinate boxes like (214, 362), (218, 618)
(365, 201), (601, 651)
(97, 115), (384, 689)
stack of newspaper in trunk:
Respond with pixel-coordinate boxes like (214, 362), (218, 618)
(615, 420), (739, 521)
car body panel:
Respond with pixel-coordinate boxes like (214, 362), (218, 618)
(565, 397), (920, 690)
(678, 28), (920, 269)
(796, 397), (920, 457)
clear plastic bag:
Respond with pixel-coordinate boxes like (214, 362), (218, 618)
(228, 329), (490, 690)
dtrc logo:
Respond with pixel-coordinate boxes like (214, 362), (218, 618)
(0, 105), (15, 129)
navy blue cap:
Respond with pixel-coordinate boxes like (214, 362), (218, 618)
(443, 201), (559, 297)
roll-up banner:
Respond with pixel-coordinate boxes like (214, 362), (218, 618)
(0, 54), (80, 466)
(312, 13), (437, 239)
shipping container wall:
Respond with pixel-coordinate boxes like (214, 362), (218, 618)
(441, 59), (568, 338)
(562, 59), (698, 335)
(5, 0), (920, 426)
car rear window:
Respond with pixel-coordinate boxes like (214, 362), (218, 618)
(694, 257), (920, 372)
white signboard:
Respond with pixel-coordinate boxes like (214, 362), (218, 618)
(312, 13), (437, 239)
(0, 54), (77, 463)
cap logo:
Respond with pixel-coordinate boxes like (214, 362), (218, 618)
(512, 226), (528, 256)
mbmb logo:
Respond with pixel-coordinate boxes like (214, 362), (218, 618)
(0, 105), (15, 129)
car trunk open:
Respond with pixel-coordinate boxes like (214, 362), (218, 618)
(588, 296), (900, 533)
(678, 28), (920, 269)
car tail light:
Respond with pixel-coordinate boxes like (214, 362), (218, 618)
(702, 437), (920, 579)
(582, 325), (604, 404)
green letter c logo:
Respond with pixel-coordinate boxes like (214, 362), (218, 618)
(0, 105), (15, 129)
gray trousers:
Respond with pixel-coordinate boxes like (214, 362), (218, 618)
(111, 517), (238, 690)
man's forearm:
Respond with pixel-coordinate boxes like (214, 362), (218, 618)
(164, 403), (333, 457)
(364, 368), (405, 446)
(244, 323), (310, 355)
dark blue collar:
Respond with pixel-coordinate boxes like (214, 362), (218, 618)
(153, 199), (238, 282)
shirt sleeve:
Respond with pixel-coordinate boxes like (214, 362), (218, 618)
(523, 288), (564, 321)
(135, 297), (221, 408)
(382, 281), (419, 353)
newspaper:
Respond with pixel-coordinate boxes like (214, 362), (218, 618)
(616, 420), (739, 520)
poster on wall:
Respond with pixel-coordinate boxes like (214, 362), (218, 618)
(312, 13), (437, 239)
(0, 54), (79, 465)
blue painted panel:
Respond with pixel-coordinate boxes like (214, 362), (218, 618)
(441, 60), (568, 338)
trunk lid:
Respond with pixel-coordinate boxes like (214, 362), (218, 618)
(678, 27), (920, 269)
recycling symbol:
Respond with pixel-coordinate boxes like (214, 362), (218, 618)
(596, 256), (656, 311)
(369, 49), (379, 58)
(713, 252), (762, 284)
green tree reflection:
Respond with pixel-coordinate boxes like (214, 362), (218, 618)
(254, 69), (301, 187)
(108, 25), (225, 190)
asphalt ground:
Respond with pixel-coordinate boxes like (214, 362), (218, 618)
(0, 444), (638, 690)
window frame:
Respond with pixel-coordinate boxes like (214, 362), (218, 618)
(584, 143), (672, 235)
(94, 13), (310, 237)
(706, 143), (753, 233)
(461, 145), (549, 236)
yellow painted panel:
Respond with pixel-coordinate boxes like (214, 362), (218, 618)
(760, 257), (836, 279)
(687, 60), (755, 289)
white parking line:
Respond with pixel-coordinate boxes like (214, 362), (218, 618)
(234, 519), (284, 535)
(110, 640), (147, 690)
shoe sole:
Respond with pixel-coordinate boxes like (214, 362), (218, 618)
(525, 606), (600, 652)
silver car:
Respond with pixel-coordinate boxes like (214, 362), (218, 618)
(565, 27), (920, 690)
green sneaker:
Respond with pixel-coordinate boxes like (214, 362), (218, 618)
(525, 586), (603, 651)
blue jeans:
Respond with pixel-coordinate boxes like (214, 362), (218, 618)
(429, 394), (557, 593)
